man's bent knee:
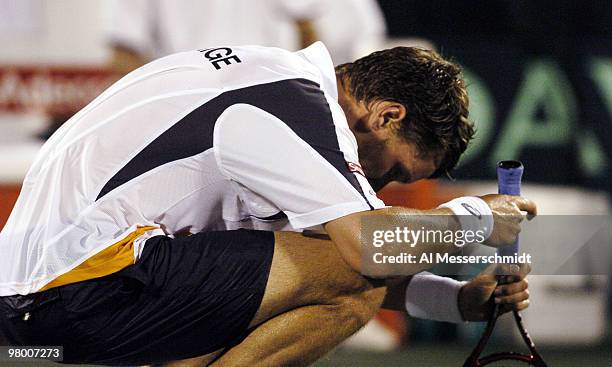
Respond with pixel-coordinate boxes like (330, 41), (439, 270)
(332, 286), (387, 333)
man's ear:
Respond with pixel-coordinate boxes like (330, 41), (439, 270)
(371, 101), (407, 131)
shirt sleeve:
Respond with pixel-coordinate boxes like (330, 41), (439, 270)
(213, 80), (384, 229)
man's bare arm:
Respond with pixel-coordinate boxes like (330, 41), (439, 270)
(324, 206), (463, 277)
(324, 195), (537, 278)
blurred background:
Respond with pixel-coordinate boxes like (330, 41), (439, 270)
(0, 0), (610, 366)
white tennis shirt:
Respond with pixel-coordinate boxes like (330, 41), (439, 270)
(0, 42), (384, 296)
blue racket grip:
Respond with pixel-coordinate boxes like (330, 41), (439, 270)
(496, 160), (523, 257)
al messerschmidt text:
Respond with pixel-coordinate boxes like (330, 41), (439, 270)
(372, 252), (532, 265)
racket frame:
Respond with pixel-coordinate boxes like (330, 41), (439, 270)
(462, 305), (548, 366)
(463, 161), (547, 366)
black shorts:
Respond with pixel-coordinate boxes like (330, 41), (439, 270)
(0, 229), (275, 365)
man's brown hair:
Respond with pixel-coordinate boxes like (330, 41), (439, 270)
(336, 47), (474, 178)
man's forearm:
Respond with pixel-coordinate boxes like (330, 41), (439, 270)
(325, 206), (465, 278)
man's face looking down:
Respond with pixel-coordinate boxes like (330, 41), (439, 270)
(337, 79), (439, 191)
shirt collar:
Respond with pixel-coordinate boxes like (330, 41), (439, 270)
(297, 42), (338, 100)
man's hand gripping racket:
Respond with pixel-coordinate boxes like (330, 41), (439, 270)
(463, 161), (548, 367)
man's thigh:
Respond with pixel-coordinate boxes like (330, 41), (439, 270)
(250, 231), (378, 328)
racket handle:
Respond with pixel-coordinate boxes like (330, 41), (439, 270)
(496, 160), (523, 257)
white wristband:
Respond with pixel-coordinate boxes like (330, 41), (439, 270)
(438, 196), (494, 245)
(405, 272), (467, 323)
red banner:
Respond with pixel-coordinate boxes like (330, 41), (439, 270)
(0, 66), (115, 114)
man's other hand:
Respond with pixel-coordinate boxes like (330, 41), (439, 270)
(458, 263), (531, 322)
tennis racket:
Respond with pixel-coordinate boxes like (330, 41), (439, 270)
(463, 160), (548, 367)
